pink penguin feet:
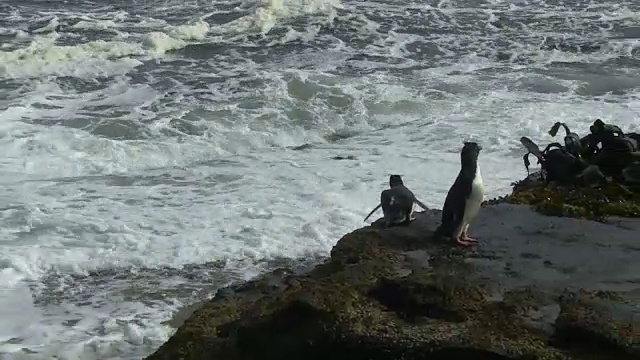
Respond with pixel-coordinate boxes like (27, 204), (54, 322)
(456, 229), (479, 246)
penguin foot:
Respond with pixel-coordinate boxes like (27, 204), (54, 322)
(461, 230), (478, 243)
(461, 236), (478, 243)
(455, 237), (475, 246)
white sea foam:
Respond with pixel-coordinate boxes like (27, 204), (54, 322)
(0, 18), (212, 78)
(1, 0), (639, 358)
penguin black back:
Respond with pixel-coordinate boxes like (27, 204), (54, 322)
(364, 175), (429, 225)
(380, 175), (415, 225)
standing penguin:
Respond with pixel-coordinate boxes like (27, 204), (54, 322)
(434, 142), (484, 246)
(363, 175), (429, 227)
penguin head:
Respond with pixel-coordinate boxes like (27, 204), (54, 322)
(461, 142), (482, 165)
(389, 174), (404, 187)
(590, 119), (605, 134)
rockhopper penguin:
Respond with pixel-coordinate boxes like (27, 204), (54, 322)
(364, 175), (428, 227)
(434, 142), (484, 246)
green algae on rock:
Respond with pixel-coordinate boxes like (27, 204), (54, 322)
(502, 174), (640, 221)
(145, 204), (639, 360)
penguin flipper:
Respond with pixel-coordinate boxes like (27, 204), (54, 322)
(414, 199), (429, 210)
(438, 178), (470, 239)
(436, 197), (456, 238)
(436, 205), (458, 238)
(363, 203), (382, 222)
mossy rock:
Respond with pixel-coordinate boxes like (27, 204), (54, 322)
(504, 177), (640, 221)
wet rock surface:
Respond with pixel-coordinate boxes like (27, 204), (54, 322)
(146, 203), (639, 360)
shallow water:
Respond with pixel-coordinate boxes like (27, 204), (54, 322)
(0, 0), (639, 358)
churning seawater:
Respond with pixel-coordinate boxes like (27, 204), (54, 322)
(0, 0), (639, 358)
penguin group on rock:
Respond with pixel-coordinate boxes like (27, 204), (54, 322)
(363, 119), (639, 247)
(521, 119), (640, 186)
(363, 141), (485, 247)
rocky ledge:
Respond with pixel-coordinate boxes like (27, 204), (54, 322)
(145, 190), (639, 360)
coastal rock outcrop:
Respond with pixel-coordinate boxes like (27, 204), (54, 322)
(145, 200), (639, 360)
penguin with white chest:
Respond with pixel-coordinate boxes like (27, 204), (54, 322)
(364, 175), (429, 227)
(435, 142), (485, 246)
